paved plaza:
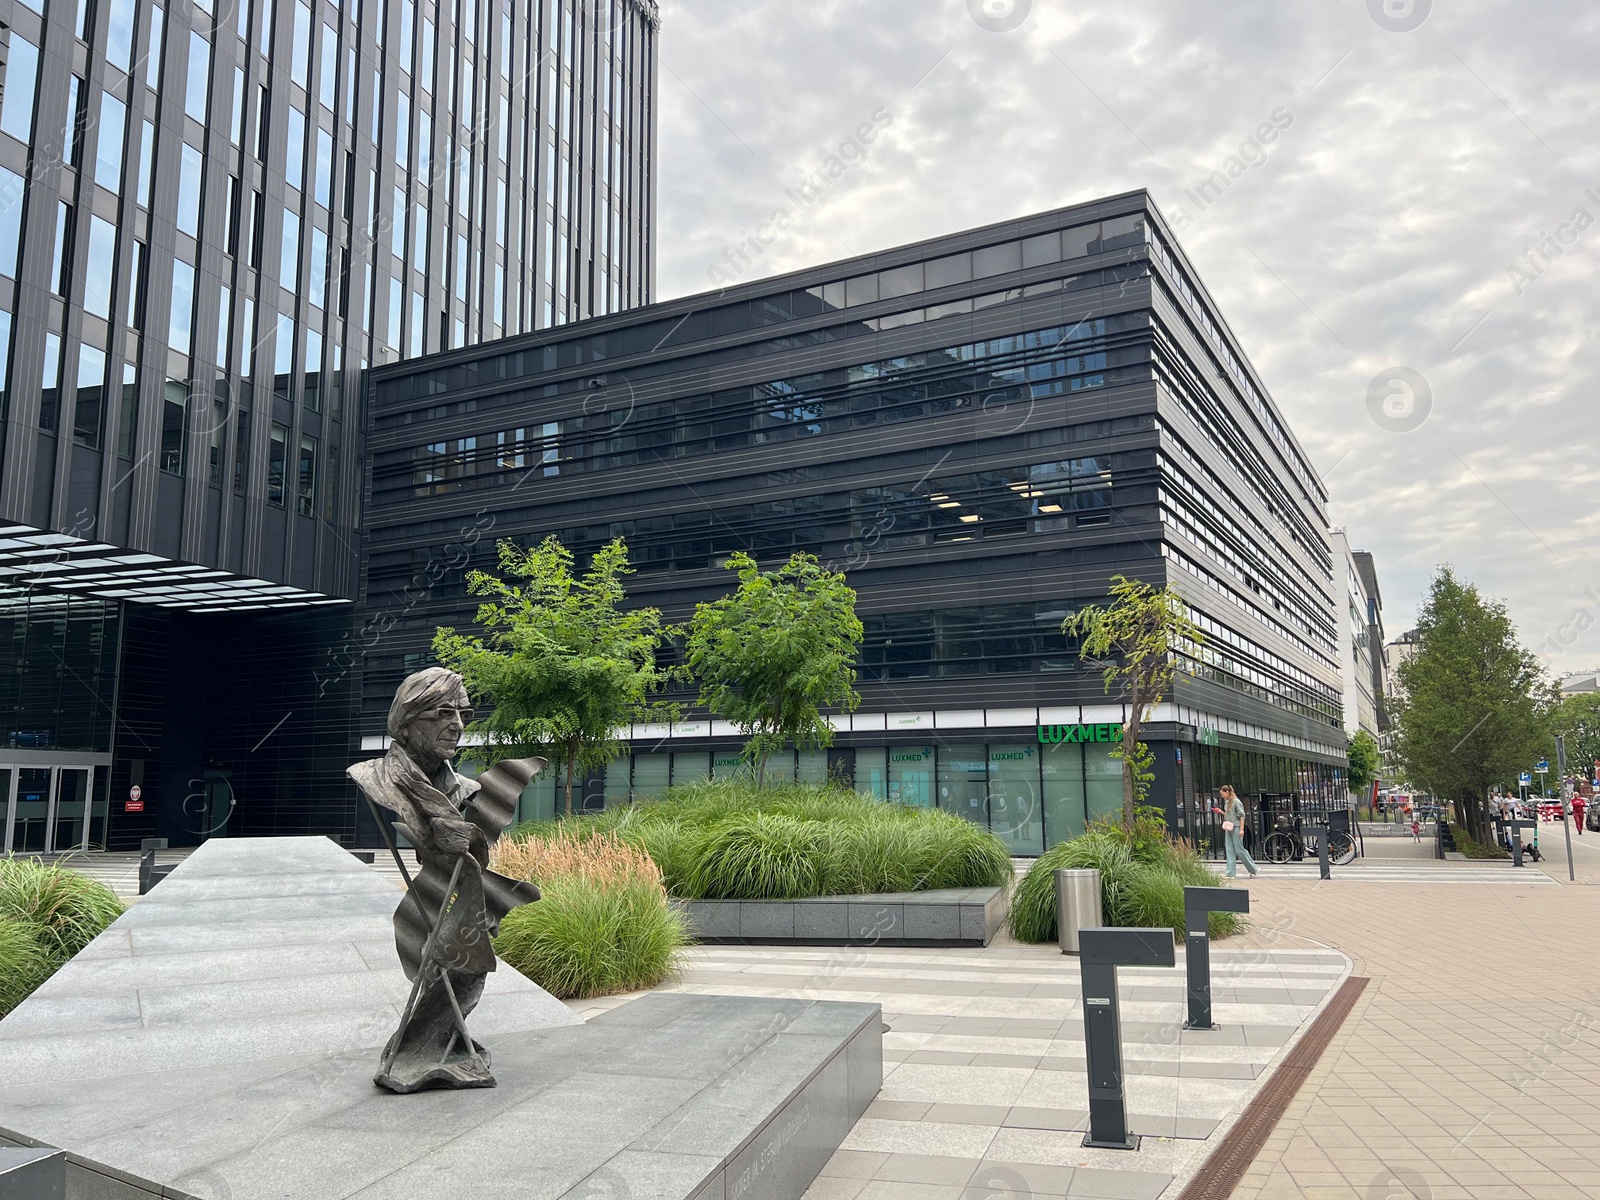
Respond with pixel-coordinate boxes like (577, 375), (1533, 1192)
(45, 827), (1600, 1198)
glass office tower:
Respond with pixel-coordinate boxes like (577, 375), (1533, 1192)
(362, 191), (1349, 855)
(0, 0), (657, 849)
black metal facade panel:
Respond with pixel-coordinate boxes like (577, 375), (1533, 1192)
(358, 194), (1346, 749)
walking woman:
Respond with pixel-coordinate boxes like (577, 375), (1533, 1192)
(1212, 784), (1259, 879)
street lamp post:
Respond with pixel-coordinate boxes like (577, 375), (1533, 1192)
(1557, 736), (1575, 883)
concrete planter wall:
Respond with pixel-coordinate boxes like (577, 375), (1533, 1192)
(678, 886), (1008, 947)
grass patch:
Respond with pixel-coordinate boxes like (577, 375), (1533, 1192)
(1008, 818), (1242, 943)
(508, 779), (1014, 900)
(491, 830), (690, 999)
(0, 858), (125, 1017)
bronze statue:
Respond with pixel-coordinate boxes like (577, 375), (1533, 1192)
(348, 667), (545, 1093)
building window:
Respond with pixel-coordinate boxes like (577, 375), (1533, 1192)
(319, 24), (337, 111)
(40, 333), (61, 431)
(117, 362), (137, 458)
(303, 325), (322, 411)
(160, 379), (187, 474)
(96, 94), (127, 194)
(267, 422), (288, 503)
(386, 277), (402, 350)
(309, 226), (328, 308)
(66, 76), (87, 167)
(281, 208), (300, 288)
(396, 91), (410, 166)
(391, 185), (406, 257)
(239, 297), (255, 375)
(0, 166), (27, 278)
(225, 176), (241, 254)
(231, 67), (246, 145)
(126, 240), (146, 328)
(297, 435), (316, 515)
(177, 145), (203, 236)
(291, 1), (312, 88)
(83, 217), (116, 319)
(186, 32), (211, 123)
(137, 120), (155, 206)
(74, 343), (107, 449)
(0, 36), (41, 145)
(169, 260), (195, 354)
(409, 290), (423, 357)
(146, 6), (165, 88)
(106, 0), (137, 72)
(216, 284), (231, 367)
(314, 128), (333, 208)
(233, 411), (251, 493)
(413, 201), (427, 266)
(255, 85), (270, 159)
(209, 386), (228, 485)
(274, 313), (295, 400)
(323, 442), (338, 519)
(286, 106), (306, 189)
(249, 190), (265, 267)
(51, 202), (73, 296)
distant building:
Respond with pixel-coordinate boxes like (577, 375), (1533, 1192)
(1329, 530), (1379, 741)
(1350, 550), (1387, 729)
(1562, 671), (1600, 695)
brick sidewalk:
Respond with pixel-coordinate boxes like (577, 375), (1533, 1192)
(1225, 872), (1600, 1200)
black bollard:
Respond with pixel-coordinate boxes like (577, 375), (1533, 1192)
(1078, 927), (1177, 1150)
(1306, 825), (1331, 880)
(1182, 886), (1251, 1030)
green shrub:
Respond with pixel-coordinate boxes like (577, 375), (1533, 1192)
(0, 858), (125, 967)
(0, 918), (52, 1018)
(1007, 819), (1241, 942)
(491, 829), (689, 999)
(508, 778), (1013, 901)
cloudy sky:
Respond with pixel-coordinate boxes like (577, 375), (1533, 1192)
(648, 0), (1600, 675)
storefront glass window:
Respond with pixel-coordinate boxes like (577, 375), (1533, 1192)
(797, 750), (828, 785)
(854, 747), (888, 799)
(1041, 740), (1085, 843)
(937, 743), (987, 824)
(632, 753), (669, 799)
(887, 746), (934, 807)
(988, 743), (1044, 855)
(1085, 742), (1123, 824)
(671, 751), (710, 785)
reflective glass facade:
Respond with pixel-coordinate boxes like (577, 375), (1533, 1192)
(362, 191), (1347, 854)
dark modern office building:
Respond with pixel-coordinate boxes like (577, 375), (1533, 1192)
(0, 0), (657, 853)
(361, 190), (1348, 855)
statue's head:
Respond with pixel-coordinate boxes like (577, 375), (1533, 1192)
(388, 667), (473, 772)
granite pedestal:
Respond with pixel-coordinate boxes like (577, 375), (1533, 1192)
(0, 837), (881, 1200)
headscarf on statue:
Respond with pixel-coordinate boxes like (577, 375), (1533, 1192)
(348, 667), (544, 980)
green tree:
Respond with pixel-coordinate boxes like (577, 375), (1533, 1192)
(433, 536), (676, 816)
(686, 551), (863, 786)
(1346, 729), (1381, 797)
(1550, 691), (1600, 782)
(1391, 566), (1552, 844)
(1062, 576), (1204, 825)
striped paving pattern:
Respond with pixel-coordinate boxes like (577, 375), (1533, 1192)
(571, 941), (1351, 1199)
(1243, 862), (1557, 884)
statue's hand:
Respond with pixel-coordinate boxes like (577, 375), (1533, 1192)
(431, 818), (475, 856)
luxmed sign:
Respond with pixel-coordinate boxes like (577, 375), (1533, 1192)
(1037, 723), (1123, 745)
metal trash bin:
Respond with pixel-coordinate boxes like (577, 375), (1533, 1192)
(1055, 868), (1103, 954)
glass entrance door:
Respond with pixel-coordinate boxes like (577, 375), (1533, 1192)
(0, 764), (99, 854)
(50, 767), (91, 852)
(11, 768), (51, 852)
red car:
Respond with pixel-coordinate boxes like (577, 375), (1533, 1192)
(1537, 800), (1564, 821)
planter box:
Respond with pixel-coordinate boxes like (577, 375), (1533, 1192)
(679, 886), (1007, 947)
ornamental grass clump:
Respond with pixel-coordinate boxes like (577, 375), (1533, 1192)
(0, 858), (125, 967)
(507, 779), (1014, 901)
(0, 858), (125, 1019)
(1007, 818), (1242, 943)
(0, 918), (51, 1018)
(491, 829), (689, 1000)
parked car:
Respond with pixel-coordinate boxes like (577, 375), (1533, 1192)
(1537, 800), (1563, 822)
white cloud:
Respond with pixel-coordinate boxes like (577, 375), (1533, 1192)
(654, 0), (1600, 673)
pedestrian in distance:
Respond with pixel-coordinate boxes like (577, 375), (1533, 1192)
(1572, 791), (1586, 836)
(1212, 785), (1259, 879)
(1411, 817), (1421, 843)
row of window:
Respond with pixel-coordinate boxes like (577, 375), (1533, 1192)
(378, 313), (1151, 498)
(376, 211), (1151, 405)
